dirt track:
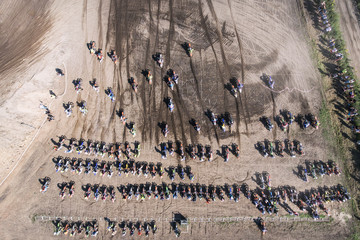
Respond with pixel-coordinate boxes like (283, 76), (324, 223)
(0, 0), (352, 239)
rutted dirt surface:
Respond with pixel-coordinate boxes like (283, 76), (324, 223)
(0, 0), (352, 239)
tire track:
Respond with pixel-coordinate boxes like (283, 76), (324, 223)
(140, 39), (150, 143)
(149, 0), (161, 147)
(171, 87), (188, 148)
(206, 0), (246, 145)
(198, 0), (228, 113)
(189, 57), (211, 144)
(82, 0), (88, 31)
(199, 49), (220, 146)
(114, 0), (124, 107)
(227, 0), (251, 132)
(205, 0), (231, 77)
(271, 91), (277, 140)
(155, 0), (174, 145)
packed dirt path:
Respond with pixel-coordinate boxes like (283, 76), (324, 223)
(0, 0), (353, 239)
(336, 0), (360, 78)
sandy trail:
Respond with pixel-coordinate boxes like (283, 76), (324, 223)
(0, 0), (352, 239)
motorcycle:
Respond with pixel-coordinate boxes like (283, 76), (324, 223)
(288, 141), (295, 158)
(144, 69), (153, 84)
(311, 164), (318, 179)
(194, 121), (201, 134)
(40, 177), (51, 193)
(96, 49), (103, 62)
(210, 112), (217, 125)
(84, 186), (91, 200)
(134, 142), (141, 158)
(286, 110), (295, 125)
(265, 117), (273, 131)
(130, 124), (136, 137)
(119, 111), (127, 124)
(188, 144), (196, 160)
(258, 218), (267, 234)
(169, 167), (175, 181)
(277, 141), (284, 157)
(230, 85), (238, 98)
(159, 166), (165, 178)
(68, 183), (75, 198)
(206, 145), (213, 162)
(300, 115), (310, 129)
(179, 167), (185, 180)
(161, 143), (167, 159)
(94, 187), (100, 201)
(173, 185), (179, 199)
(278, 115), (288, 132)
(102, 187), (108, 201)
(167, 98), (174, 112)
(59, 185), (67, 200)
(109, 50), (118, 64)
(267, 141), (274, 158)
(129, 77), (138, 93)
(219, 116), (226, 132)
(184, 42), (193, 57)
(168, 69), (179, 84)
(257, 142), (268, 157)
(179, 143), (186, 161)
(55, 158), (62, 173)
(236, 79), (243, 93)
(303, 168), (308, 182)
(162, 124), (169, 137)
(154, 52), (164, 68)
(198, 144), (205, 161)
(79, 102), (88, 116)
(296, 141), (304, 156)
(107, 88), (116, 102)
(93, 160), (99, 176)
(267, 75), (274, 89)
(74, 78), (83, 94)
(168, 141), (174, 156)
(233, 144), (240, 158)
(309, 114), (320, 129)
(264, 173), (271, 190)
(225, 112), (234, 127)
(224, 146), (230, 162)
(88, 41), (96, 55)
(64, 102), (73, 117)
(145, 224), (150, 237)
(260, 174), (265, 190)
(166, 77), (174, 90)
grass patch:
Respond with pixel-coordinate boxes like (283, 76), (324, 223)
(314, 0), (360, 237)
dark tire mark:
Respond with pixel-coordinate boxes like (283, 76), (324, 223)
(198, 0), (228, 113)
(234, 98), (242, 147)
(271, 91), (277, 140)
(156, 0), (174, 145)
(82, 0), (88, 31)
(206, 0), (231, 76)
(198, 49), (219, 145)
(149, 0), (161, 147)
(227, 0), (251, 134)
(140, 39), (151, 143)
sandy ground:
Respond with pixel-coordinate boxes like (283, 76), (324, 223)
(0, 0), (353, 239)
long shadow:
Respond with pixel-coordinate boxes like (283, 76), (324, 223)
(304, 0), (322, 30)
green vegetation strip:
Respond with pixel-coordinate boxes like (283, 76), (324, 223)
(321, 0), (360, 110)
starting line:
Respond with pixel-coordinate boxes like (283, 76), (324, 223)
(35, 215), (330, 223)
